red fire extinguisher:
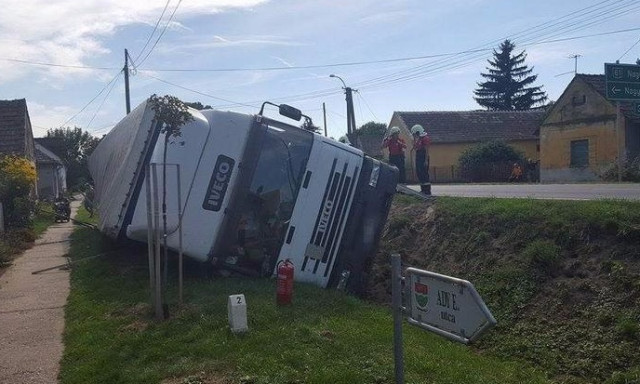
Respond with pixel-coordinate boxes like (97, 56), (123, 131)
(276, 259), (294, 306)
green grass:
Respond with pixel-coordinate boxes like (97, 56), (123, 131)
(33, 202), (55, 236)
(0, 204), (53, 266)
(436, 197), (640, 235)
(377, 196), (640, 382)
(60, 207), (549, 384)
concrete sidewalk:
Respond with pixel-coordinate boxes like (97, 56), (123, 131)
(0, 201), (79, 384)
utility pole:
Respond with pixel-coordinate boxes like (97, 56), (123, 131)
(124, 49), (131, 114)
(330, 74), (357, 134)
(322, 102), (328, 137)
(569, 54), (582, 75)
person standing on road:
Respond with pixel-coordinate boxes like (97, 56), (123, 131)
(411, 124), (431, 195)
(382, 126), (407, 183)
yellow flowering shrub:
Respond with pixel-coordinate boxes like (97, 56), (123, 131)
(0, 155), (37, 228)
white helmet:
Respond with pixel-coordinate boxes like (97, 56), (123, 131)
(411, 124), (425, 136)
(389, 126), (401, 135)
(338, 135), (351, 145)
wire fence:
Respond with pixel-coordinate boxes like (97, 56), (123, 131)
(428, 162), (540, 183)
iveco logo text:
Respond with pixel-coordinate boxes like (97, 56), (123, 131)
(317, 199), (333, 234)
(202, 155), (235, 212)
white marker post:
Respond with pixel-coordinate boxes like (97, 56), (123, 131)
(227, 294), (248, 333)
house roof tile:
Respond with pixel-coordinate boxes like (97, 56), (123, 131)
(35, 143), (64, 165)
(0, 99), (29, 156)
(394, 110), (545, 144)
(576, 73), (638, 120)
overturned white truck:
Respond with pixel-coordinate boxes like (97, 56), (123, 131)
(89, 99), (397, 293)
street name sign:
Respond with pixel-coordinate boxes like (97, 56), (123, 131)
(605, 63), (640, 101)
(405, 268), (496, 344)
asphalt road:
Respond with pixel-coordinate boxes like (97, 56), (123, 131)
(407, 183), (640, 200)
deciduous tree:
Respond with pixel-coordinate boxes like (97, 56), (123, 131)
(46, 127), (101, 189)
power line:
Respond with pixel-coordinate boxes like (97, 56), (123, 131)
(3, 26), (640, 75)
(135, 0), (184, 68)
(60, 70), (123, 127)
(86, 72), (122, 129)
(618, 35), (640, 61)
(137, 49), (490, 72)
(354, 2), (640, 92)
(140, 72), (260, 108)
(1, 58), (118, 70)
(355, 91), (379, 121)
(351, 0), (634, 90)
(133, 0), (172, 64)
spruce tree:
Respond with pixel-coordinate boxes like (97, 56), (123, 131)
(474, 39), (547, 110)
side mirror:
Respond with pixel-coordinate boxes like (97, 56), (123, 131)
(278, 104), (302, 121)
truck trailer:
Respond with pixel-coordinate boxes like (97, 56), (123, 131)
(88, 98), (397, 293)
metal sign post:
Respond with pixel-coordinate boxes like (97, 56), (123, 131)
(391, 254), (404, 384)
(604, 62), (640, 181)
(390, 254), (497, 384)
(146, 163), (183, 318)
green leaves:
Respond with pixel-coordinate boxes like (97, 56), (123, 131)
(148, 94), (194, 141)
(474, 39), (547, 110)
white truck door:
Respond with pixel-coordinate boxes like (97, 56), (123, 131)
(277, 138), (363, 287)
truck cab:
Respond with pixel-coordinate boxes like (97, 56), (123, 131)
(89, 99), (397, 293)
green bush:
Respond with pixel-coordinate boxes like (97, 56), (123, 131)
(606, 366), (640, 384)
(0, 227), (37, 264)
(458, 140), (525, 182)
(600, 155), (640, 182)
(616, 316), (639, 341)
(522, 239), (561, 273)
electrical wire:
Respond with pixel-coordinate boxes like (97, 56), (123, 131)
(60, 70), (123, 127)
(353, 1), (640, 88)
(135, 0), (184, 68)
(354, 1), (640, 92)
(86, 71), (122, 129)
(618, 35), (640, 61)
(356, 91), (379, 121)
(140, 72), (260, 108)
(133, 0), (172, 64)
(1, 58), (118, 70)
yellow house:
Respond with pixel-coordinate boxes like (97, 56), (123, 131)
(540, 74), (640, 182)
(386, 111), (544, 183)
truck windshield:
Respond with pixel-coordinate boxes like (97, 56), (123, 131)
(220, 121), (313, 275)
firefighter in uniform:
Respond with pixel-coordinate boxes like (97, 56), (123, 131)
(381, 126), (407, 183)
(411, 124), (431, 195)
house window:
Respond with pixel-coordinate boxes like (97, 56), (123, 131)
(571, 95), (586, 106)
(570, 139), (589, 167)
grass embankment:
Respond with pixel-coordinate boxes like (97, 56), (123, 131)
(371, 196), (640, 384)
(60, 207), (548, 384)
(0, 202), (53, 270)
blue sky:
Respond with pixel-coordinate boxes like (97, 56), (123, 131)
(1, 0), (640, 139)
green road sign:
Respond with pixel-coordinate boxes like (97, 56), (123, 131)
(605, 63), (640, 101)
(606, 82), (640, 101)
(605, 63), (640, 83)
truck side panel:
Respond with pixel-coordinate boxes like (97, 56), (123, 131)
(88, 101), (157, 238)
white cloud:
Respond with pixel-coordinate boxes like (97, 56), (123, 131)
(0, 0), (269, 83)
(358, 10), (411, 25)
(27, 101), (77, 136)
(156, 34), (306, 54)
